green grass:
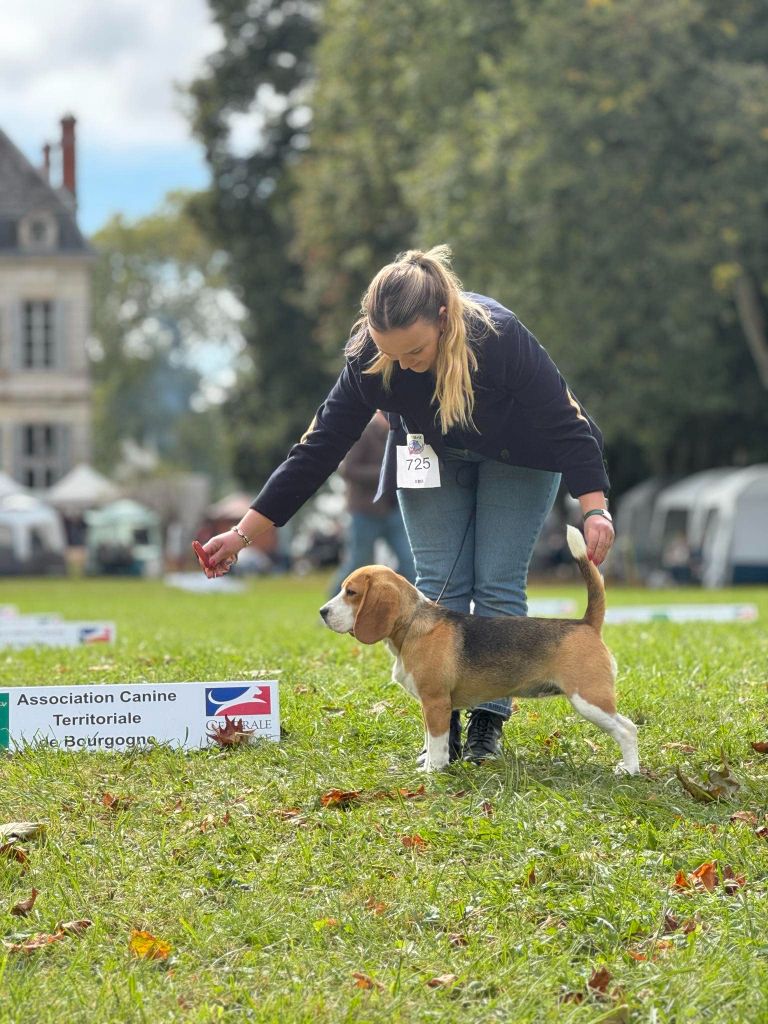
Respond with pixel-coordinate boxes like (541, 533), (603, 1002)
(1, 573), (767, 1023)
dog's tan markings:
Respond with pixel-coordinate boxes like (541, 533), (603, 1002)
(352, 571), (401, 645)
(555, 630), (617, 713)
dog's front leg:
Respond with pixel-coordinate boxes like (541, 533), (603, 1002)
(420, 698), (453, 772)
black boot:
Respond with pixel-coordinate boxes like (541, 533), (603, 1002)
(463, 710), (505, 763)
(416, 710), (462, 767)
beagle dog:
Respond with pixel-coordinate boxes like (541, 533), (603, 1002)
(319, 526), (639, 774)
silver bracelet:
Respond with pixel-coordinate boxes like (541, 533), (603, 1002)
(231, 525), (252, 547)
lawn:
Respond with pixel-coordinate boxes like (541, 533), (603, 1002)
(1, 573), (767, 1023)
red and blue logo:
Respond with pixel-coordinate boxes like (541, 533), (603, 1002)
(79, 625), (113, 644)
(205, 686), (272, 718)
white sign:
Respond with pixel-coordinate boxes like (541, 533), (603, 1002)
(0, 681), (280, 752)
(528, 598), (577, 617)
(605, 603), (758, 624)
(0, 622), (116, 648)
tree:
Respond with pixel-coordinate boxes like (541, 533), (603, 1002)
(90, 193), (242, 488)
(186, 0), (337, 487)
(295, 0), (768, 491)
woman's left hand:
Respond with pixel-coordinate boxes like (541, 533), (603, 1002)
(584, 517), (615, 567)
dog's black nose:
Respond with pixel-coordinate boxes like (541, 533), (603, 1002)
(319, 605), (330, 621)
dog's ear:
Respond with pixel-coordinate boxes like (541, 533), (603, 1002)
(353, 576), (399, 645)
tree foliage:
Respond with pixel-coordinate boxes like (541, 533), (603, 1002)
(186, 0), (336, 487)
(90, 194), (238, 487)
(295, 0), (768, 490)
(189, 0), (768, 493)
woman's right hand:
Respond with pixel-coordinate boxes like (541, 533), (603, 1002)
(195, 531), (245, 578)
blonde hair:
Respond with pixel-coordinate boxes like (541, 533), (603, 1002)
(346, 245), (497, 433)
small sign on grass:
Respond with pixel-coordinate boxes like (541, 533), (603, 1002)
(0, 681), (280, 752)
(0, 621), (116, 648)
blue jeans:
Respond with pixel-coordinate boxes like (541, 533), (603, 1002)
(331, 508), (416, 596)
(397, 449), (560, 719)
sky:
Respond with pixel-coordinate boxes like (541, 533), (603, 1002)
(0, 0), (225, 235)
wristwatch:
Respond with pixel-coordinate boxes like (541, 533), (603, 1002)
(583, 509), (613, 525)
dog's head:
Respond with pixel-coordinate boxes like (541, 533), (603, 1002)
(319, 565), (407, 644)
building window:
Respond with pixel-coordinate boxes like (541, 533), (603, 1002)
(22, 301), (55, 369)
(19, 423), (65, 489)
(18, 210), (58, 252)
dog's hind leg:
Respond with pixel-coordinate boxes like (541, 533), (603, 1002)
(568, 692), (640, 776)
(420, 698), (453, 772)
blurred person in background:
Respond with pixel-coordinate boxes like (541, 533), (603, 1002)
(198, 246), (614, 765)
(329, 410), (415, 598)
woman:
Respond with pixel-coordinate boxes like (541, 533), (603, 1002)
(200, 246), (615, 764)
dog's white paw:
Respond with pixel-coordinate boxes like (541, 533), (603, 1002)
(614, 760), (641, 776)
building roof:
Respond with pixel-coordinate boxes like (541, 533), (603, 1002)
(0, 126), (91, 254)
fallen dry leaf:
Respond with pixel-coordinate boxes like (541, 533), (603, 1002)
(352, 971), (384, 991)
(675, 750), (740, 802)
(690, 861), (718, 892)
(675, 767), (716, 803)
(3, 918), (91, 954)
(751, 741), (768, 754)
(364, 898), (387, 915)
(755, 826), (768, 840)
(57, 919), (93, 936)
(627, 939), (674, 962)
(673, 861), (743, 894)
(10, 888), (39, 917)
(663, 742), (697, 753)
(588, 966), (613, 994)
(274, 807), (306, 822)
(206, 716), (255, 747)
(481, 801), (494, 817)
(427, 973), (458, 988)
(129, 929), (172, 961)
(0, 822), (46, 842)
(729, 811), (758, 826)
(401, 834), (428, 850)
(447, 932), (469, 947)
(0, 843), (29, 866)
(320, 789), (361, 808)
(102, 793), (133, 811)
(3, 931), (67, 954)
(722, 865), (747, 894)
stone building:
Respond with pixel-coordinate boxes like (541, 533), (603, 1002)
(0, 115), (93, 489)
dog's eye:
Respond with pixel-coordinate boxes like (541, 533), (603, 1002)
(345, 587), (357, 597)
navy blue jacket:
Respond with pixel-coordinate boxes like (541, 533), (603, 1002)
(252, 295), (609, 527)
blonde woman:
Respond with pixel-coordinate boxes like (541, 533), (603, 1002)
(200, 246), (614, 764)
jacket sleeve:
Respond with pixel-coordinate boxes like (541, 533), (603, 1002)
(251, 362), (376, 526)
(504, 318), (609, 496)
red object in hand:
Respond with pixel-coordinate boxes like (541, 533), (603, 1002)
(192, 540), (214, 571)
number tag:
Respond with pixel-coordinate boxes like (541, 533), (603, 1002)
(396, 434), (441, 489)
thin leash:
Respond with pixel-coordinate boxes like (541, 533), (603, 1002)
(434, 509), (475, 605)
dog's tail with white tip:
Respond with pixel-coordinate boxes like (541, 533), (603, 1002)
(566, 525), (605, 632)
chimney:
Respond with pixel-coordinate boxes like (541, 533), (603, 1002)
(60, 114), (77, 203)
(42, 143), (51, 182)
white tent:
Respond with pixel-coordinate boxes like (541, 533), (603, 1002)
(47, 463), (120, 514)
(612, 477), (669, 579)
(0, 472), (25, 499)
(688, 465), (768, 587)
(648, 468), (736, 558)
(0, 492), (67, 573)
